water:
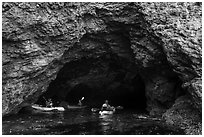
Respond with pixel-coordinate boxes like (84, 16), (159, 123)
(2, 108), (185, 135)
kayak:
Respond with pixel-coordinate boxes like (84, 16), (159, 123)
(67, 105), (87, 109)
(92, 106), (123, 113)
(59, 101), (86, 109)
(99, 108), (116, 115)
(99, 110), (115, 115)
(31, 105), (65, 112)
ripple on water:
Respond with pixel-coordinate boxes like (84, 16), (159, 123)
(2, 109), (185, 135)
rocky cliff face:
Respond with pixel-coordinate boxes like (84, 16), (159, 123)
(2, 2), (202, 134)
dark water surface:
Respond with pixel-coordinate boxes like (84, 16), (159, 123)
(2, 109), (185, 135)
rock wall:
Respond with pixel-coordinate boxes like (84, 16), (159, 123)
(141, 2), (202, 111)
(163, 95), (202, 135)
(2, 2), (202, 134)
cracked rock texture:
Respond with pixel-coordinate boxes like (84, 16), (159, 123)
(2, 2), (202, 134)
(163, 95), (202, 135)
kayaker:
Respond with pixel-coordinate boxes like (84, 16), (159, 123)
(101, 100), (113, 111)
(46, 98), (53, 107)
(78, 97), (84, 106)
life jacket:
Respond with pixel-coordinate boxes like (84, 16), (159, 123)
(102, 103), (111, 110)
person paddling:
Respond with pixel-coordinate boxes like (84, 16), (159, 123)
(78, 97), (84, 106)
(101, 100), (114, 111)
(43, 97), (53, 107)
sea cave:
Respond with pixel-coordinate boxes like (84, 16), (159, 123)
(2, 2), (202, 135)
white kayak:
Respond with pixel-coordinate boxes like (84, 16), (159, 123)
(99, 108), (116, 115)
(31, 105), (65, 112)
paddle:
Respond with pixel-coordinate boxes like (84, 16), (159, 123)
(81, 97), (85, 101)
(91, 106), (124, 112)
(115, 106), (124, 110)
(78, 97), (85, 106)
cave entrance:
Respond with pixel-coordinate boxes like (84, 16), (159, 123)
(36, 55), (147, 111)
(63, 73), (147, 111)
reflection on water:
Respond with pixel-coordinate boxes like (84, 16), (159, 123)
(2, 109), (185, 135)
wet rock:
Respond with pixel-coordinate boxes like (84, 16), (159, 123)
(162, 95), (202, 135)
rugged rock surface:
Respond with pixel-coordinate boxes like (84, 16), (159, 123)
(163, 95), (202, 135)
(143, 71), (184, 116)
(2, 2), (202, 134)
(141, 2), (202, 112)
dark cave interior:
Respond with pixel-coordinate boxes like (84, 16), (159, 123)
(34, 30), (186, 113)
(36, 54), (148, 111)
(34, 51), (186, 113)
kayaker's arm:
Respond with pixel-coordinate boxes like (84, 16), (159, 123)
(78, 97), (85, 106)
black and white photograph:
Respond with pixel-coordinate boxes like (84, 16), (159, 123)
(1, 1), (202, 135)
